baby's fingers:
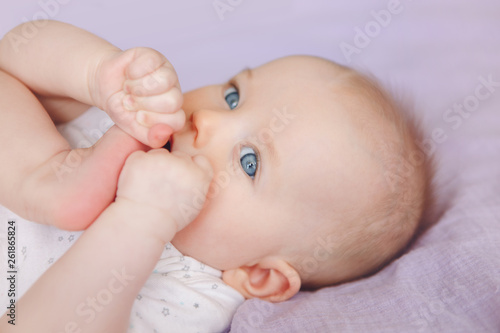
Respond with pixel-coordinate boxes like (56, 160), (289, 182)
(124, 66), (180, 97)
(125, 48), (169, 79)
(136, 109), (185, 131)
(124, 87), (183, 114)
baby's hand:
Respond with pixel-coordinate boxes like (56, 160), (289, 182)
(91, 47), (185, 148)
(115, 150), (213, 240)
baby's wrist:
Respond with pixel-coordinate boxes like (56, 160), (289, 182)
(108, 197), (178, 245)
(87, 47), (122, 109)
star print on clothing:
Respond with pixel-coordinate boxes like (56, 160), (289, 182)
(126, 242), (244, 332)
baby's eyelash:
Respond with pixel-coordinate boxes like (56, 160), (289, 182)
(228, 78), (238, 89)
(223, 83), (240, 110)
(228, 79), (241, 97)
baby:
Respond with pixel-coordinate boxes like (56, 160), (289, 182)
(0, 21), (426, 332)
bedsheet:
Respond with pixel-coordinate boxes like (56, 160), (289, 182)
(1, 1), (499, 332)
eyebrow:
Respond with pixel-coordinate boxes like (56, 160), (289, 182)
(237, 67), (253, 81)
(262, 139), (279, 169)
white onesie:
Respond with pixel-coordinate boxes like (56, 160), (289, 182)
(0, 107), (244, 332)
(129, 243), (244, 332)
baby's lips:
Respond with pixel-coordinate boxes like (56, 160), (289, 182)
(163, 138), (172, 151)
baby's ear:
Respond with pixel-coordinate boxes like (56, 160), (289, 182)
(222, 258), (301, 302)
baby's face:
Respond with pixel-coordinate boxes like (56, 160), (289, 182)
(170, 56), (383, 273)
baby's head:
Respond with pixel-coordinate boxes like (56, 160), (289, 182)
(170, 55), (426, 301)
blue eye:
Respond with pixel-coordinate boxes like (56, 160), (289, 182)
(240, 146), (258, 179)
(224, 86), (239, 110)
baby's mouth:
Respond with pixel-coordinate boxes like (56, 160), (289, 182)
(163, 139), (172, 152)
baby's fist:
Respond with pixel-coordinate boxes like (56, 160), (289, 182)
(93, 47), (185, 148)
(116, 150), (213, 233)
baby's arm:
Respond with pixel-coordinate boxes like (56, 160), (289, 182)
(0, 21), (185, 229)
(0, 149), (213, 332)
(0, 20), (116, 123)
(0, 20), (184, 147)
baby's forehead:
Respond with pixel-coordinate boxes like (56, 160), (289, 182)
(264, 55), (347, 71)
(250, 56), (378, 115)
(255, 57), (394, 198)
(254, 55), (351, 83)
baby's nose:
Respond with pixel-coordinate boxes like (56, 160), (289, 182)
(192, 109), (222, 148)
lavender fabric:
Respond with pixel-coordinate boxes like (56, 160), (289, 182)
(1, 1), (499, 332)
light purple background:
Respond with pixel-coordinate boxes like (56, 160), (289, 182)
(1, 1), (499, 332)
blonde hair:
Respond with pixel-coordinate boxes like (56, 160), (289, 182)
(293, 63), (428, 288)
